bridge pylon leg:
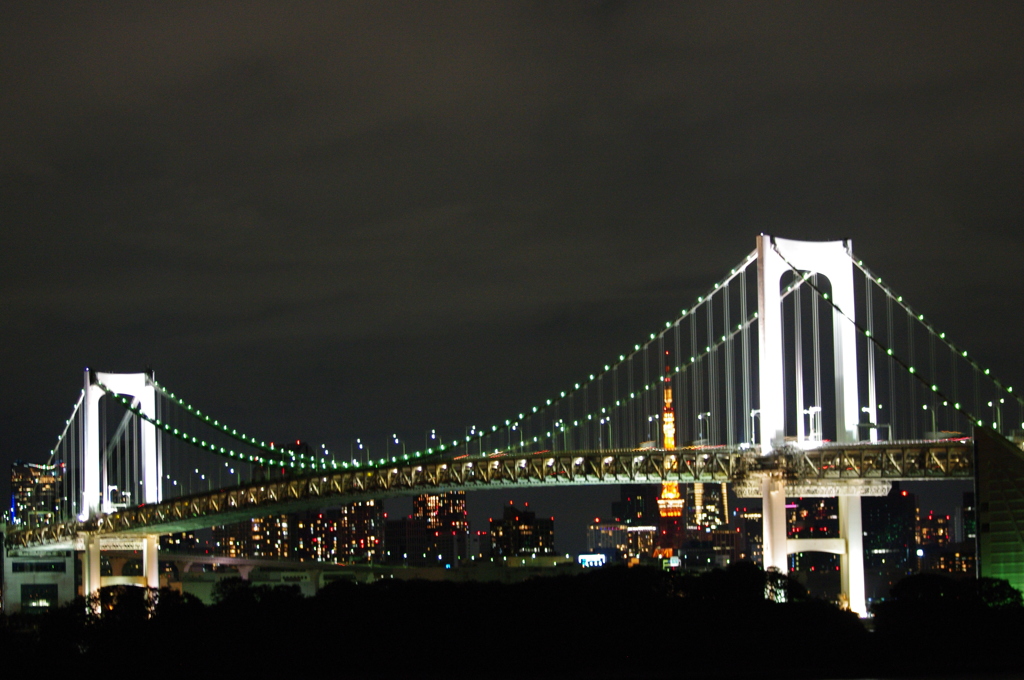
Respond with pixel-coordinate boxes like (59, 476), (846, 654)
(83, 534), (102, 603)
(761, 473), (789, 580)
(838, 495), (866, 616)
(143, 535), (160, 589)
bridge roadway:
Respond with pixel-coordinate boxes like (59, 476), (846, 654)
(6, 439), (973, 551)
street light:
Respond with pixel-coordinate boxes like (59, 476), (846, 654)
(749, 409), (760, 446)
(923, 404), (938, 438)
(859, 405), (889, 442)
(803, 406), (822, 442)
(390, 434), (406, 459)
(697, 412), (711, 442)
(351, 438), (366, 465)
(600, 417), (612, 450)
(988, 399), (1004, 432)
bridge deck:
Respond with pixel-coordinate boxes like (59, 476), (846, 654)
(6, 441), (973, 550)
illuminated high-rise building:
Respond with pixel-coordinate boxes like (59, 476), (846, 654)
(954, 492), (977, 543)
(733, 507), (763, 564)
(413, 491), (468, 532)
(612, 485), (659, 525)
(292, 509), (340, 562)
(10, 461), (61, 528)
(688, 482), (729, 532)
(413, 491), (468, 565)
(490, 502), (555, 557)
(917, 509), (950, 548)
(384, 516), (429, 565)
(338, 500), (383, 563)
(160, 531), (199, 553)
(249, 515), (290, 558)
(587, 520), (656, 561)
(212, 514), (290, 558)
(862, 483), (916, 577)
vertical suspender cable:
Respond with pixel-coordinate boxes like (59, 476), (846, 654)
(724, 280), (734, 446)
(950, 335), (959, 432)
(585, 378), (593, 448)
(974, 368), (981, 429)
(886, 292), (896, 439)
(707, 297), (717, 445)
(101, 397), (108, 510)
(643, 342), (651, 443)
(135, 410), (141, 501)
(812, 275), (822, 433)
(569, 387), (577, 450)
(907, 309), (916, 436)
(865, 276), (877, 441)
(794, 283), (805, 441)
(691, 312), (700, 442)
(627, 353), (635, 447)
(156, 390), (163, 499)
(740, 269), (751, 444)
(657, 333), (665, 447)
(76, 405), (82, 518)
(780, 287), (788, 441)
(675, 319), (684, 443)
(612, 361), (619, 449)
(929, 330), (937, 431)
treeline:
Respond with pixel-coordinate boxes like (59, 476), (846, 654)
(2, 563), (1021, 678)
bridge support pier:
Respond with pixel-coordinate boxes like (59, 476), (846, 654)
(838, 495), (865, 616)
(83, 534), (102, 601)
(143, 535), (160, 589)
(761, 473), (789, 579)
(759, 473), (868, 615)
(781, 495), (867, 617)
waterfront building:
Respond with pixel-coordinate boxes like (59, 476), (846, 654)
(490, 503), (555, 558)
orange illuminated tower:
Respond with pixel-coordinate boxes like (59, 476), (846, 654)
(656, 352), (684, 555)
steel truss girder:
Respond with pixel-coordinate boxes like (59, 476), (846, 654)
(6, 442), (973, 549)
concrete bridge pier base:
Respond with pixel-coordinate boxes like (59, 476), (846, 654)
(143, 535), (160, 589)
(83, 534), (102, 602)
(838, 495), (866, 616)
(761, 473), (789, 582)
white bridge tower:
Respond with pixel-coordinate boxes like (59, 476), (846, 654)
(756, 235), (866, 615)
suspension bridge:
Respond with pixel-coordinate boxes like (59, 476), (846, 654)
(5, 236), (1022, 616)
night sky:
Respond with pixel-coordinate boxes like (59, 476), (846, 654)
(3, 4), (1021, 554)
